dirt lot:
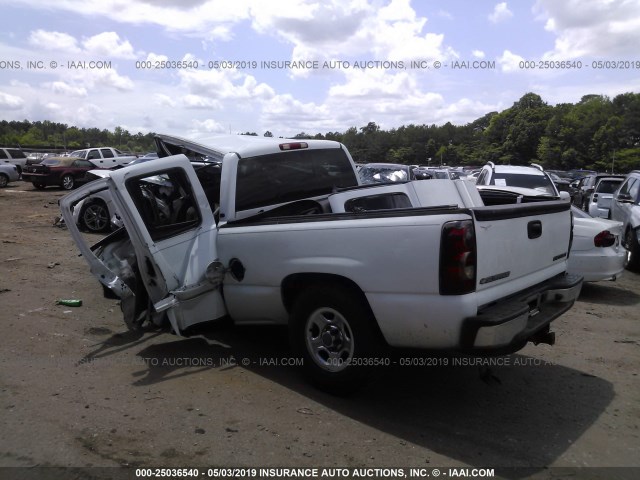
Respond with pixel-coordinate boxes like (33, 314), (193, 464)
(1, 183), (639, 478)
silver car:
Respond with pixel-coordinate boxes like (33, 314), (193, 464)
(0, 163), (20, 188)
(610, 171), (640, 272)
(588, 177), (624, 218)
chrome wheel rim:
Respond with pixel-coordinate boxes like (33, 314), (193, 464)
(62, 176), (73, 189)
(83, 204), (109, 231)
(304, 307), (354, 372)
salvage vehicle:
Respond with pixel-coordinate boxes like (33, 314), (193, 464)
(0, 147), (27, 175)
(587, 177), (624, 219)
(476, 163), (562, 197)
(0, 163), (20, 188)
(610, 171), (640, 272)
(572, 173), (625, 211)
(22, 157), (100, 190)
(568, 206), (626, 282)
(60, 134), (582, 392)
(358, 162), (419, 184)
(69, 147), (137, 168)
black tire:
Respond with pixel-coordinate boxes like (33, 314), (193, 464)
(624, 229), (640, 273)
(61, 174), (75, 190)
(0, 173), (8, 188)
(289, 284), (383, 394)
(32, 182), (46, 190)
(79, 200), (110, 233)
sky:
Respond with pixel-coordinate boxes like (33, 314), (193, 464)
(0, 0), (639, 140)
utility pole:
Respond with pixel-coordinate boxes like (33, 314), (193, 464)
(612, 149), (615, 174)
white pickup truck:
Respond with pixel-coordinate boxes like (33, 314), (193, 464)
(60, 134), (582, 392)
(69, 147), (137, 167)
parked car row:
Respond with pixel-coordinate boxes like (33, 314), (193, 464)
(355, 160), (634, 280)
(9, 149), (640, 281)
(571, 173), (626, 211)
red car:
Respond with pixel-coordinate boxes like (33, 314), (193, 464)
(22, 157), (99, 190)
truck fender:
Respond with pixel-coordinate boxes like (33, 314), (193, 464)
(280, 273), (387, 344)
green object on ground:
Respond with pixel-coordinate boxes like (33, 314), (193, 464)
(56, 299), (82, 307)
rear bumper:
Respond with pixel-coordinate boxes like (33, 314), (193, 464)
(567, 248), (625, 282)
(459, 273), (583, 353)
(22, 173), (57, 185)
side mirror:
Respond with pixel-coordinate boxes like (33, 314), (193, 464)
(616, 193), (634, 204)
(559, 191), (571, 201)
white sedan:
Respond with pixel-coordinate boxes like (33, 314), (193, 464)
(568, 206), (626, 281)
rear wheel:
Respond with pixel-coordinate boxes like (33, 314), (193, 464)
(79, 200), (110, 233)
(289, 284), (384, 394)
(61, 174), (75, 190)
(0, 173), (8, 188)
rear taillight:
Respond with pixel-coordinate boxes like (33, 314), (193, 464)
(594, 230), (615, 248)
(592, 193), (598, 202)
(439, 220), (477, 295)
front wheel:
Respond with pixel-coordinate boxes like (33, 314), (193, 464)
(61, 174), (75, 190)
(624, 229), (640, 272)
(0, 174), (8, 188)
(79, 200), (110, 233)
(289, 285), (384, 394)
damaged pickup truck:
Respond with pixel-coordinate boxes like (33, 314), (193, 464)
(60, 134), (582, 392)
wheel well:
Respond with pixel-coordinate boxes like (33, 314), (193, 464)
(84, 197), (107, 209)
(281, 273), (387, 345)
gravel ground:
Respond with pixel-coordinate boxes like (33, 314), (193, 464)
(1, 183), (639, 479)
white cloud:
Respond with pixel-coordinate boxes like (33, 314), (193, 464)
(261, 93), (331, 132)
(0, 92), (25, 110)
(497, 50), (524, 72)
(250, 0), (457, 78)
(146, 52), (169, 63)
(11, 0), (252, 39)
(534, 0), (640, 58)
(83, 32), (137, 59)
(155, 93), (176, 107)
(472, 50), (485, 59)
(177, 68), (275, 101)
(50, 81), (88, 97)
(182, 94), (222, 109)
(191, 118), (226, 134)
(28, 30), (80, 52)
(72, 69), (135, 91)
(489, 2), (513, 24)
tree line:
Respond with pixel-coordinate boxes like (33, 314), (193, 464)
(2, 91), (639, 172)
(0, 121), (156, 153)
